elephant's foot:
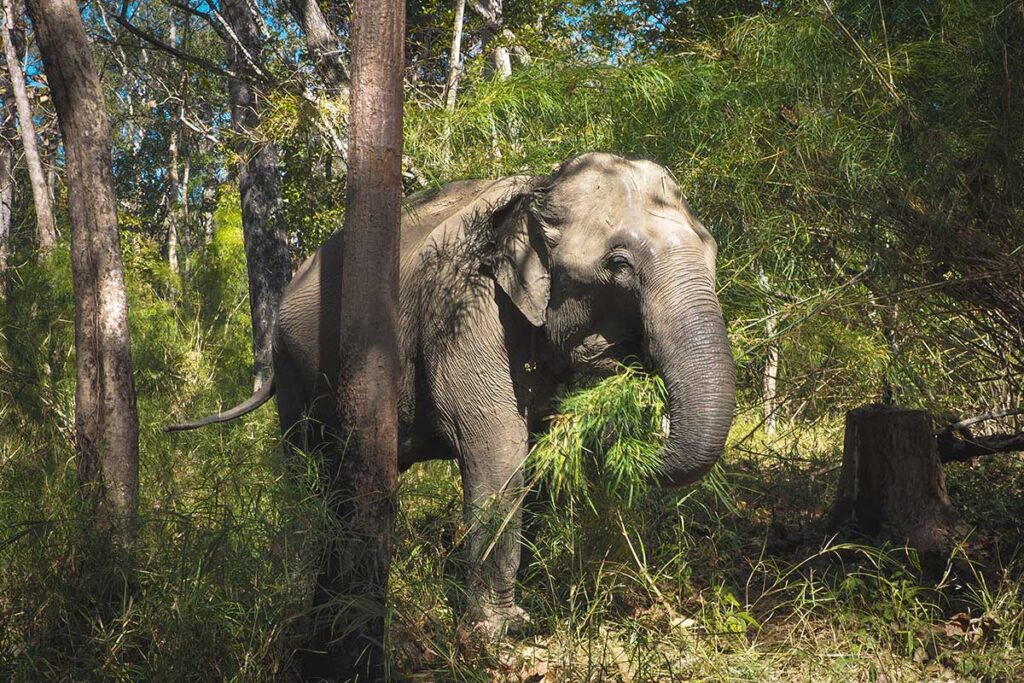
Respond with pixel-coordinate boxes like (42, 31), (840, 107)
(465, 601), (532, 641)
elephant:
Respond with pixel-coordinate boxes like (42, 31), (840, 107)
(167, 152), (736, 637)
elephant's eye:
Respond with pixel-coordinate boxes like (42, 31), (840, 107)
(606, 253), (633, 272)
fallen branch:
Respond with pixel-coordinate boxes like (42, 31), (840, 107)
(937, 431), (1024, 463)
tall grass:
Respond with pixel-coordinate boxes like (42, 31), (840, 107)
(2, 241), (1023, 681)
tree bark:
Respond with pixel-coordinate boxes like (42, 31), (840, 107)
(759, 269), (779, 433)
(164, 13), (181, 283)
(2, 0), (56, 250)
(307, 0), (404, 678)
(0, 84), (14, 289)
(287, 0), (350, 97)
(26, 0), (140, 540)
(166, 122), (180, 277)
(179, 130), (190, 266)
(223, 0), (291, 390)
(444, 0), (466, 111)
(471, 0), (512, 79)
(829, 407), (957, 555)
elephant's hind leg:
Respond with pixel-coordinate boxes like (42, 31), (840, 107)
(273, 350), (314, 455)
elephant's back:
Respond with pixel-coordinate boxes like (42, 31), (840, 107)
(276, 179), (502, 378)
(274, 176), (532, 424)
(399, 178), (529, 259)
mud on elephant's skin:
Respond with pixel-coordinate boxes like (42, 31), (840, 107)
(167, 152), (736, 636)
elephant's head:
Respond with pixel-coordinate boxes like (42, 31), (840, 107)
(490, 152), (735, 487)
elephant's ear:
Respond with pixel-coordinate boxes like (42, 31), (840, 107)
(490, 199), (552, 327)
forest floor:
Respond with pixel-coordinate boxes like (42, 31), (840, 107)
(391, 419), (1024, 682)
(2, 400), (1023, 681)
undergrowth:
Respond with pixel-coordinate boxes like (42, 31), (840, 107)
(1, 209), (1022, 682)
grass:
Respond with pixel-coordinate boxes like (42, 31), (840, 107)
(391, 399), (1024, 681)
(3, 348), (1024, 681)
(2, 250), (1023, 681)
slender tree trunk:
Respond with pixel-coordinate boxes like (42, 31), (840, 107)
(307, 0), (404, 678)
(444, 0), (466, 111)
(166, 122), (180, 276)
(179, 132), (190, 268)
(26, 0), (140, 540)
(288, 0), (350, 97)
(2, 0), (56, 250)
(759, 269), (779, 433)
(0, 87), (14, 290)
(223, 0), (291, 390)
(44, 136), (55, 201)
(763, 310), (779, 432)
(164, 14), (181, 282)
(473, 0), (512, 79)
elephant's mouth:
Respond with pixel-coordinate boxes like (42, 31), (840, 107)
(570, 331), (644, 375)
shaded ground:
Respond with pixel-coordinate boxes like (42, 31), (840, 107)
(1, 400), (1022, 681)
(392, 418), (1024, 682)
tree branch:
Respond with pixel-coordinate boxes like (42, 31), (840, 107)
(467, 0), (500, 29)
(287, 0), (351, 96)
(948, 407), (1024, 432)
(162, 0), (232, 45)
(938, 431), (1024, 463)
(112, 14), (241, 82)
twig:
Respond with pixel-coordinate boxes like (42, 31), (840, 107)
(821, 0), (913, 118)
(163, 0), (232, 45)
(113, 14), (240, 82)
(947, 407), (1024, 431)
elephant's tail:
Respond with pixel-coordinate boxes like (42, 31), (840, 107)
(164, 378), (275, 433)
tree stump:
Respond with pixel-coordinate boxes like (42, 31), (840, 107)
(829, 407), (957, 554)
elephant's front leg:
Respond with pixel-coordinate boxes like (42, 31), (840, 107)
(456, 419), (532, 638)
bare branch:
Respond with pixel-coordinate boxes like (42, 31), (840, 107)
(946, 407), (1024, 432)
(162, 0), (232, 44)
(112, 14), (241, 82)
(938, 431), (1024, 463)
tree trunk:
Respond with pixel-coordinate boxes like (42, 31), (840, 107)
(0, 80), (14, 288)
(829, 407), (957, 556)
(763, 315), (779, 432)
(26, 0), (140, 540)
(223, 0), (291, 390)
(444, 0), (466, 111)
(164, 13), (181, 283)
(288, 0), (350, 97)
(2, 0), (56, 250)
(179, 131), (190, 271)
(306, 0), (404, 678)
(759, 269), (779, 433)
(472, 0), (512, 79)
(166, 121), (180, 278)
(489, 41), (512, 79)
(0, 85), (14, 290)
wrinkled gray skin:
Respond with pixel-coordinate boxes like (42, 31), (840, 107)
(172, 152), (736, 636)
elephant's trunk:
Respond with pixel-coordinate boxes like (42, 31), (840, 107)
(643, 251), (736, 487)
